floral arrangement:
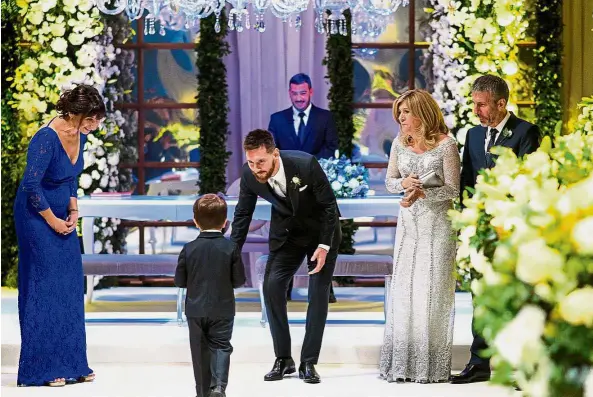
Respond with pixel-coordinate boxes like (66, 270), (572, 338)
(318, 153), (370, 198)
(11, 0), (134, 255)
(427, 0), (531, 147)
(449, 97), (593, 396)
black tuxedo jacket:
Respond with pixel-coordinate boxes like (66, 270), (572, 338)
(460, 112), (541, 203)
(174, 232), (246, 318)
(268, 105), (339, 159)
(230, 151), (341, 252)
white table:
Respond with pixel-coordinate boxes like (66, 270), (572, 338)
(78, 195), (402, 254)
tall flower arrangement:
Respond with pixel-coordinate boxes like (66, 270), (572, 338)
(11, 0), (133, 255)
(428, 0), (530, 146)
(319, 154), (370, 198)
(449, 97), (593, 396)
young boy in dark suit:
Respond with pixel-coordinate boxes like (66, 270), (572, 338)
(175, 193), (246, 397)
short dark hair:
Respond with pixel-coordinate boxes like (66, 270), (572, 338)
(243, 129), (276, 152)
(56, 84), (106, 119)
(289, 73), (312, 89)
(472, 75), (509, 103)
(193, 193), (227, 230)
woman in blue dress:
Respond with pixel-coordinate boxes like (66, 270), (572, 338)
(14, 84), (105, 387)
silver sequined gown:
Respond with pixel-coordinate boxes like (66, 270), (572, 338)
(379, 137), (460, 383)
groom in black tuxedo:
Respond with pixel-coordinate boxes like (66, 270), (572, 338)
(451, 75), (541, 384)
(230, 129), (341, 384)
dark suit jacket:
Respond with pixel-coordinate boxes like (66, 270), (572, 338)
(268, 105), (339, 159)
(230, 151), (341, 252)
(174, 232), (246, 318)
(460, 112), (541, 203)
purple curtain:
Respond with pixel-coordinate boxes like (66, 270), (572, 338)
(224, 8), (330, 186)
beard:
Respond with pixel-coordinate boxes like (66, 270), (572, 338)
(252, 157), (277, 183)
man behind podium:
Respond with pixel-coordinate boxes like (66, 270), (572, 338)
(175, 194), (246, 397)
(268, 73), (339, 302)
(268, 73), (339, 160)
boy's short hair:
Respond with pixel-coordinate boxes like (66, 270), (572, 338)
(193, 193), (227, 230)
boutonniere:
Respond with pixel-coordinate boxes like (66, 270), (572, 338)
(291, 176), (302, 189)
(501, 128), (513, 139)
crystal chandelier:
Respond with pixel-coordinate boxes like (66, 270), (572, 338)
(95, 0), (407, 36)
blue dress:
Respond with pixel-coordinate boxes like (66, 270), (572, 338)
(14, 126), (92, 386)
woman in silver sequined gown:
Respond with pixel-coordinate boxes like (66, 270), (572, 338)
(379, 90), (460, 383)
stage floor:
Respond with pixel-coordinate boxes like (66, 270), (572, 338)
(1, 287), (519, 397)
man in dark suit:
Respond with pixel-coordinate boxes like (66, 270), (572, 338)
(450, 75), (541, 384)
(268, 73), (339, 160)
(231, 129), (341, 384)
(268, 73), (339, 302)
(175, 193), (246, 397)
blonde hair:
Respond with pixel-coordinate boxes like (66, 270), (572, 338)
(393, 89), (448, 149)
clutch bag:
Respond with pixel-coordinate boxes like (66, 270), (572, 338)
(419, 170), (444, 188)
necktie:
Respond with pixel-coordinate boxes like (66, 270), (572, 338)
(486, 128), (498, 153)
(298, 112), (306, 145)
(272, 178), (286, 197)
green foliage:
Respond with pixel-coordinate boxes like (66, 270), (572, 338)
(323, 11), (355, 159)
(533, 0), (563, 138)
(196, 13), (231, 194)
(323, 12), (359, 256)
(1, 0), (23, 287)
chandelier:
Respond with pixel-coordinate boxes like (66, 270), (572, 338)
(95, 0), (407, 36)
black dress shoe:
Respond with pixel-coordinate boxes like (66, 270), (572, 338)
(298, 362), (321, 384)
(449, 364), (491, 384)
(264, 357), (296, 381)
(209, 386), (226, 397)
(329, 292), (337, 303)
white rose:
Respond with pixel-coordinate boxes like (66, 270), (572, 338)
(515, 239), (564, 285)
(94, 240), (103, 253)
(331, 181), (342, 192)
(91, 170), (101, 180)
(50, 38), (68, 54)
(68, 33), (85, 46)
(107, 152), (120, 166)
(348, 179), (360, 189)
(493, 305), (546, 367)
(558, 287), (593, 327)
(79, 173), (93, 189)
(572, 217), (593, 254)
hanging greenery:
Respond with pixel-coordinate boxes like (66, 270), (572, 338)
(196, 13), (231, 194)
(1, 0), (23, 287)
(533, 0), (563, 137)
(323, 11), (358, 255)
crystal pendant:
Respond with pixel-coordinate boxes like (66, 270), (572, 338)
(159, 24), (166, 36)
(295, 15), (302, 30)
(258, 20), (266, 32)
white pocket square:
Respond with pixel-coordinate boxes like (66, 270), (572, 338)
(299, 185), (308, 192)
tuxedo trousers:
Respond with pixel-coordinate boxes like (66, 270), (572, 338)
(263, 237), (339, 364)
(187, 317), (234, 397)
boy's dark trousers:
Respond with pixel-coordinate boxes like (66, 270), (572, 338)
(187, 317), (234, 397)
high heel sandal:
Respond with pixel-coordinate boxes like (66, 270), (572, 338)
(46, 378), (66, 387)
(78, 372), (95, 383)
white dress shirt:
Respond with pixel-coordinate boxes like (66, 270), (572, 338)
(202, 229), (222, 233)
(293, 103), (312, 136)
(267, 156), (330, 252)
(484, 111), (511, 152)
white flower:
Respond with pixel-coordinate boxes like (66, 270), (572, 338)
(515, 238), (564, 285)
(493, 305), (546, 366)
(79, 173), (93, 189)
(585, 369), (593, 397)
(572, 217), (593, 254)
(331, 181), (342, 191)
(558, 287), (593, 327)
(348, 178), (360, 189)
(50, 38), (68, 54)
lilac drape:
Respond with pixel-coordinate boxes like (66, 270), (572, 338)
(224, 8), (330, 186)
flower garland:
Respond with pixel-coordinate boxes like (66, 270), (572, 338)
(449, 97), (593, 396)
(428, 0), (531, 146)
(11, 0), (133, 255)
